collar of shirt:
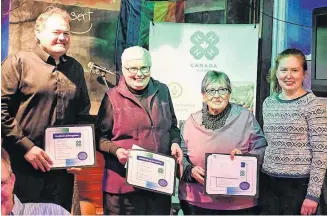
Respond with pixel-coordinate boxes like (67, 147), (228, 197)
(32, 44), (68, 66)
(11, 195), (24, 215)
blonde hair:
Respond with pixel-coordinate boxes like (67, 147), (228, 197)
(1, 148), (12, 173)
(268, 48), (307, 95)
(35, 7), (71, 33)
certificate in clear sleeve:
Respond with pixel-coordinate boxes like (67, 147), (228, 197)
(126, 150), (176, 196)
(204, 153), (259, 197)
(45, 124), (96, 169)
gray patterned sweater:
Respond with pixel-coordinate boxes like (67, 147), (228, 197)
(262, 92), (327, 202)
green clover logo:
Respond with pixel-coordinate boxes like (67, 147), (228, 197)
(158, 168), (164, 174)
(76, 140), (82, 147)
(190, 31), (219, 60)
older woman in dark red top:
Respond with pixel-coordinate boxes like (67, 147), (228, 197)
(96, 46), (183, 215)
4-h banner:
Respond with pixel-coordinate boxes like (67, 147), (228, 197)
(149, 23), (259, 121)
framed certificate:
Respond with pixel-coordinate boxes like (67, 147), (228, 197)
(126, 150), (177, 196)
(204, 153), (259, 197)
(44, 125), (96, 169)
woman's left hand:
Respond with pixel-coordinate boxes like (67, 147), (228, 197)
(171, 143), (183, 164)
(230, 148), (242, 160)
(301, 198), (318, 215)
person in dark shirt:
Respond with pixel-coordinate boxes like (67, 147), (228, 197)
(96, 46), (183, 215)
(1, 7), (90, 211)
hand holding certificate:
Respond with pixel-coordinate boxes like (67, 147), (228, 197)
(126, 150), (176, 195)
(45, 125), (96, 169)
(205, 153), (258, 197)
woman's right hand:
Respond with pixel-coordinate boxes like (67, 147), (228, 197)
(116, 148), (130, 165)
(191, 166), (205, 185)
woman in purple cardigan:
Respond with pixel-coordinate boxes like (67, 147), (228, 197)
(179, 70), (267, 215)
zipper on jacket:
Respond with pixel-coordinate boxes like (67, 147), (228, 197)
(143, 108), (158, 152)
(122, 84), (160, 152)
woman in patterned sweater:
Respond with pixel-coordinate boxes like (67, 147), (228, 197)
(261, 48), (327, 215)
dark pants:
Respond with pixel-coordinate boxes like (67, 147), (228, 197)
(260, 172), (309, 215)
(317, 172), (327, 215)
(103, 190), (171, 215)
(180, 200), (260, 215)
(14, 168), (74, 212)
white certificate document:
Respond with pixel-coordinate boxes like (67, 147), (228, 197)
(205, 153), (258, 197)
(45, 125), (96, 169)
(126, 150), (176, 195)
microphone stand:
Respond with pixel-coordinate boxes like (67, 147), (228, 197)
(93, 68), (110, 90)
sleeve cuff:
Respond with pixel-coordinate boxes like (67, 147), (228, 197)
(109, 145), (120, 156)
(18, 137), (34, 151)
(305, 194), (320, 203)
(171, 138), (181, 146)
(181, 164), (197, 183)
(99, 140), (120, 156)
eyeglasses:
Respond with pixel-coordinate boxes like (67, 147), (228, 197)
(205, 88), (230, 97)
(124, 66), (150, 74)
(1, 173), (12, 189)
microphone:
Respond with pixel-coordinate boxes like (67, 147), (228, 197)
(87, 62), (117, 76)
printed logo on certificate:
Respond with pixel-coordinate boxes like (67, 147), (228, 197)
(45, 125), (96, 169)
(126, 150), (177, 196)
(204, 153), (258, 197)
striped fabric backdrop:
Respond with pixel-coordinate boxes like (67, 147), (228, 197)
(115, 0), (186, 72)
(114, 0), (226, 72)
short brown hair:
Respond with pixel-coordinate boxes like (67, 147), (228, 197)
(1, 148), (12, 173)
(35, 7), (71, 32)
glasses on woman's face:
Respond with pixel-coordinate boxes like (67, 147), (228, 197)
(124, 66), (151, 75)
(205, 88), (230, 97)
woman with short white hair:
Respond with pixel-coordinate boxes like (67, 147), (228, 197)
(96, 46), (183, 215)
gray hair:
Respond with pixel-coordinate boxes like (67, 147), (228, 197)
(201, 71), (232, 94)
(35, 7), (71, 33)
(1, 148), (12, 173)
(121, 46), (152, 67)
